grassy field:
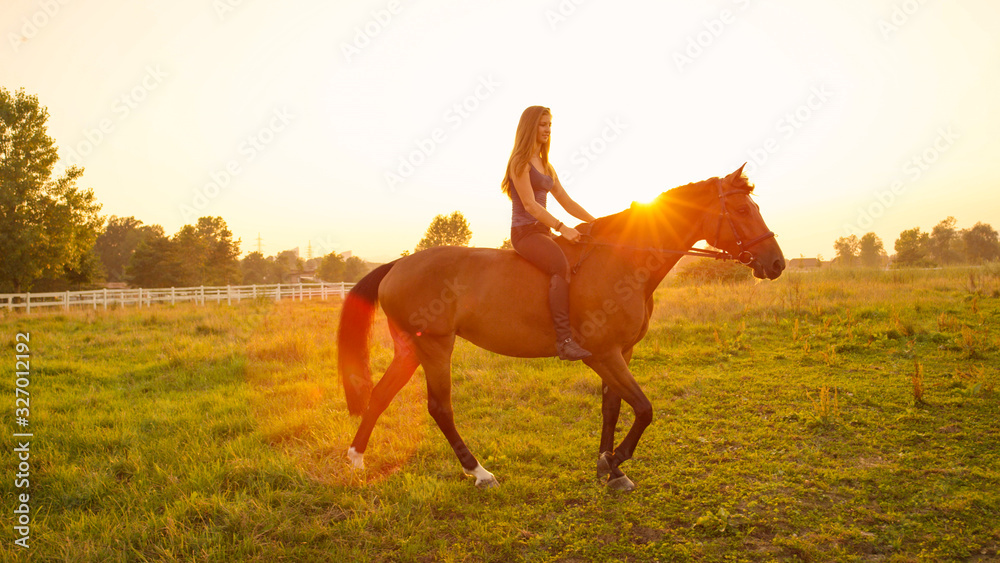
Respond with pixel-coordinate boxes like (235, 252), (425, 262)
(1, 266), (999, 562)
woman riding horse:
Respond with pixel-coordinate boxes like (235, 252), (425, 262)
(339, 162), (786, 489)
(503, 106), (596, 361)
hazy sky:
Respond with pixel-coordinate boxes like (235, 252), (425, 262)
(4, 0), (999, 262)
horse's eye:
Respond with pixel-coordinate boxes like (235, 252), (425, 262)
(737, 206), (751, 215)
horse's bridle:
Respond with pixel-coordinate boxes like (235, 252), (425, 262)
(710, 180), (775, 266)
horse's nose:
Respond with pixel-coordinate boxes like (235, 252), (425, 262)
(767, 258), (785, 279)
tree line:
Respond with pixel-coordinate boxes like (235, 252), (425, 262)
(95, 215), (376, 288)
(834, 217), (1000, 268)
(1, 88), (477, 293)
(1, 87), (373, 293)
(10, 204), (373, 292)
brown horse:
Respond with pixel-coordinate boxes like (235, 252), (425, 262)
(338, 165), (785, 490)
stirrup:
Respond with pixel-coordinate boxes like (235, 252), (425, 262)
(557, 337), (592, 361)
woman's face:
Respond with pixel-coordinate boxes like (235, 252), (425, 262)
(536, 114), (551, 146)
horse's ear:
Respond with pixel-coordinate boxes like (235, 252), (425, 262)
(723, 163), (748, 187)
(730, 163), (747, 180)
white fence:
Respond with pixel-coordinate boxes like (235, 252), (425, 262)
(0, 282), (356, 313)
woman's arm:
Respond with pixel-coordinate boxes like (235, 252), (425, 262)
(510, 164), (582, 241)
(550, 172), (597, 223)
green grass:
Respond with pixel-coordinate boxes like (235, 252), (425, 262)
(1, 266), (999, 562)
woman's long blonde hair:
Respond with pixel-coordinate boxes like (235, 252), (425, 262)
(501, 106), (553, 199)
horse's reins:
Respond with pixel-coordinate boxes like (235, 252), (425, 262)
(570, 180), (775, 275)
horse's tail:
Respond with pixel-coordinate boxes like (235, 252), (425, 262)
(338, 260), (398, 416)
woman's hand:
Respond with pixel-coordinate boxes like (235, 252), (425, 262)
(558, 224), (582, 243)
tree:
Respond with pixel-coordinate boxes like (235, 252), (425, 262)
(194, 216), (241, 285)
(317, 252), (346, 282)
(274, 250), (302, 281)
(126, 229), (183, 288)
(304, 257), (322, 273)
(166, 217), (242, 286)
(172, 224), (208, 285)
(929, 216), (962, 265)
(241, 251), (283, 284)
(416, 211), (472, 252)
(96, 216), (162, 283)
(125, 217), (241, 287)
(833, 235), (860, 267)
(961, 222), (1000, 264)
(0, 88), (104, 292)
(61, 249), (105, 290)
(858, 232), (887, 268)
(893, 227), (931, 267)
(343, 256), (371, 283)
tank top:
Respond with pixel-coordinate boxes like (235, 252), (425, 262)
(510, 164), (554, 228)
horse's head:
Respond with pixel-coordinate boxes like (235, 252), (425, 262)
(702, 164), (785, 280)
(587, 165), (785, 280)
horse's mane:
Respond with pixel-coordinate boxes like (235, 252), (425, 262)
(652, 172), (755, 205)
(586, 171), (753, 243)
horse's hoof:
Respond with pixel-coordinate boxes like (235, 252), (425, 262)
(467, 463), (498, 488)
(347, 446), (365, 470)
(475, 475), (499, 489)
(607, 475), (635, 492)
(597, 452), (613, 481)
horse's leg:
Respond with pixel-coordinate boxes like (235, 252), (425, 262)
(597, 348), (632, 482)
(586, 350), (651, 491)
(414, 333), (497, 488)
(347, 324), (420, 470)
(597, 386), (622, 480)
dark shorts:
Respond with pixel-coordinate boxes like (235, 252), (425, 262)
(511, 222), (569, 280)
